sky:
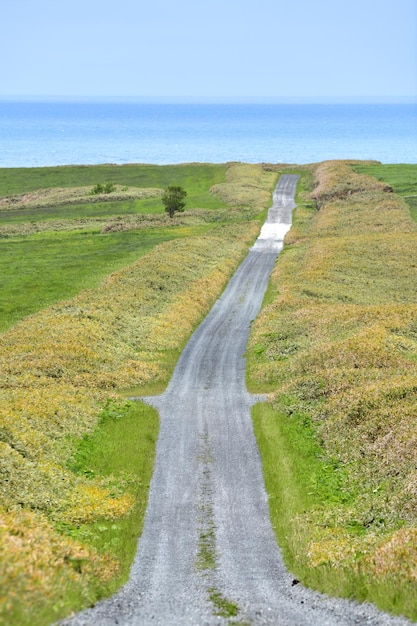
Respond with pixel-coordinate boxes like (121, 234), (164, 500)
(1, 0), (416, 102)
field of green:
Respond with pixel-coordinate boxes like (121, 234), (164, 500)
(248, 160), (417, 621)
(2, 158), (417, 625)
(353, 162), (417, 220)
(0, 163), (229, 331)
(0, 161), (277, 625)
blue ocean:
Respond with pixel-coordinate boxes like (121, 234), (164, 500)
(0, 101), (416, 168)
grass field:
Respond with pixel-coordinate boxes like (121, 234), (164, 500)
(353, 162), (417, 220)
(0, 162), (230, 333)
(0, 161), (277, 625)
(0, 162), (273, 333)
(3, 158), (417, 624)
(0, 162), (227, 197)
(0, 226), (214, 332)
(248, 160), (417, 621)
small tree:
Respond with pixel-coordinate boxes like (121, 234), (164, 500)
(162, 185), (187, 218)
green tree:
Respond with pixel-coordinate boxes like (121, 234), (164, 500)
(162, 185), (187, 218)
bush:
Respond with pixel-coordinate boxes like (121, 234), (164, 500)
(90, 182), (116, 195)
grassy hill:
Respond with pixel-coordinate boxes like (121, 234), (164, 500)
(248, 160), (417, 621)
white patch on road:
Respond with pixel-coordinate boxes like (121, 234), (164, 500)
(251, 222), (292, 252)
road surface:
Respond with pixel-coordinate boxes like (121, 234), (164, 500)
(61, 175), (412, 626)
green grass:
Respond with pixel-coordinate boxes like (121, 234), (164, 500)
(66, 400), (159, 592)
(0, 224), (213, 332)
(0, 163), (227, 234)
(353, 163), (417, 221)
(352, 163), (417, 196)
(0, 190), (224, 226)
(252, 401), (352, 566)
(0, 162), (227, 203)
(0, 162), (241, 332)
(405, 196), (417, 221)
(208, 588), (239, 619)
(0, 198), (153, 225)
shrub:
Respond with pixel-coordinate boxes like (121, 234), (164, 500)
(90, 181), (116, 195)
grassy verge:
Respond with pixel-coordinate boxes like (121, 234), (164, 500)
(0, 162), (277, 624)
(248, 160), (417, 621)
(252, 404), (417, 618)
(65, 400), (159, 591)
(0, 225), (260, 625)
(3, 400), (159, 626)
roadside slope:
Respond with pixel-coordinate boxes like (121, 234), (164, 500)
(249, 161), (417, 621)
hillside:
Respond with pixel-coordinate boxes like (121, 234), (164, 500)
(248, 160), (417, 620)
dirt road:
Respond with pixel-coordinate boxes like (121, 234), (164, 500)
(61, 176), (412, 625)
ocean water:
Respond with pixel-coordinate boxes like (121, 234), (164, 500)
(0, 101), (416, 168)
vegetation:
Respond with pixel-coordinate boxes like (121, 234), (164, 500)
(0, 163), (228, 210)
(6, 156), (417, 622)
(90, 181), (116, 195)
(248, 160), (417, 621)
(0, 161), (276, 624)
(352, 162), (417, 221)
(162, 185), (187, 218)
(0, 226), (207, 333)
(0, 162), (273, 333)
(208, 588), (239, 618)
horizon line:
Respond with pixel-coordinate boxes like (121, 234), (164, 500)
(0, 95), (416, 105)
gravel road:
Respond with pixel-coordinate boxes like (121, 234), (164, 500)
(60, 176), (414, 626)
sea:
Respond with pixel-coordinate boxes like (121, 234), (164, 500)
(0, 100), (416, 168)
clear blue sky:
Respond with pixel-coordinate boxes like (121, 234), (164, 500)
(2, 0), (416, 102)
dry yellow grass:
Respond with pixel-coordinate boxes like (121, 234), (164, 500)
(0, 185), (163, 212)
(210, 162), (276, 210)
(248, 160), (417, 617)
(311, 160), (392, 207)
(0, 506), (118, 618)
